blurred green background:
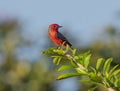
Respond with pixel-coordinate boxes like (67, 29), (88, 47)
(0, 0), (120, 91)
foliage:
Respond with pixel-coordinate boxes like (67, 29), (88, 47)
(0, 18), (56, 91)
(43, 46), (120, 91)
(1, 15), (120, 91)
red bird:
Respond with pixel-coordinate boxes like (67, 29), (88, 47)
(48, 23), (72, 47)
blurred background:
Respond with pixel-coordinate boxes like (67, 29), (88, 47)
(0, 0), (120, 91)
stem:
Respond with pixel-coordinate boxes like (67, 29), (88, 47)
(63, 50), (85, 70)
(108, 87), (115, 91)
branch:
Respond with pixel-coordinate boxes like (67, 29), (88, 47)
(42, 47), (120, 91)
(63, 51), (86, 70)
(108, 87), (115, 91)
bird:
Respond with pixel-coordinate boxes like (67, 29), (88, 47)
(48, 23), (72, 47)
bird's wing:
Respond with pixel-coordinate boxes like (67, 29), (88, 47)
(56, 32), (72, 46)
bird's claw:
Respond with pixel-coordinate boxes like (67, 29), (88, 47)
(57, 46), (61, 49)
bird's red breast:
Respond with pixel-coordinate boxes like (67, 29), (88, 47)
(49, 29), (65, 45)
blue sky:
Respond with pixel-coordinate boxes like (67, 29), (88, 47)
(0, 0), (120, 42)
(0, 0), (120, 60)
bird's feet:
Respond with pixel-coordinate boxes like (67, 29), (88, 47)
(57, 46), (61, 49)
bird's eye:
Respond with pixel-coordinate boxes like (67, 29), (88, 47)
(50, 25), (58, 29)
(54, 26), (57, 28)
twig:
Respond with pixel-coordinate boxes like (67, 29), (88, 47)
(62, 50), (85, 70)
(108, 87), (115, 91)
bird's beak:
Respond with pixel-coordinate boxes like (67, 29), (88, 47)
(58, 26), (62, 28)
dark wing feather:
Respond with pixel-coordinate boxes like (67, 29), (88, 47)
(56, 32), (72, 46)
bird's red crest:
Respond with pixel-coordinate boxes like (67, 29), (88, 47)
(49, 23), (60, 31)
(49, 23), (59, 27)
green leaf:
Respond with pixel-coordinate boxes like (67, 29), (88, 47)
(57, 57), (62, 65)
(78, 54), (84, 65)
(74, 56), (79, 60)
(110, 75), (117, 84)
(90, 66), (96, 74)
(89, 72), (101, 83)
(88, 86), (97, 91)
(76, 68), (87, 74)
(53, 57), (58, 65)
(116, 78), (120, 87)
(54, 49), (64, 55)
(109, 64), (119, 75)
(79, 51), (90, 66)
(65, 45), (69, 52)
(96, 58), (104, 71)
(58, 65), (74, 71)
(113, 69), (120, 75)
(42, 48), (55, 55)
(84, 54), (91, 68)
(103, 77), (110, 87)
(57, 73), (80, 80)
(80, 79), (99, 84)
(70, 60), (78, 67)
(103, 58), (112, 75)
(72, 49), (77, 56)
(53, 57), (62, 65)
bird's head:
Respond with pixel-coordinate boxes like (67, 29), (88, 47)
(49, 23), (62, 32)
